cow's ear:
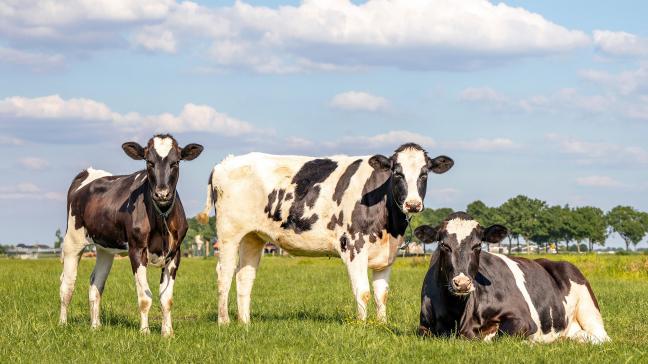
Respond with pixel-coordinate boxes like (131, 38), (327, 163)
(369, 154), (392, 171)
(414, 225), (440, 243)
(427, 155), (454, 174)
(483, 225), (508, 244)
(181, 143), (204, 161)
(122, 142), (145, 160)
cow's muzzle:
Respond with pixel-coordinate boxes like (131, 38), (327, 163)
(403, 200), (423, 214)
(450, 273), (474, 296)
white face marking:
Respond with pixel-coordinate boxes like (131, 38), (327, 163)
(153, 137), (174, 158)
(76, 167), (112, 192)
(395, 148), (427, 210)
(446, 218), (479, 244)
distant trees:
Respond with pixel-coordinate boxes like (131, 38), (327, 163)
(606, 206), (648, 251)
(54, 229), (63, 249)
(412, 196), (648, 252)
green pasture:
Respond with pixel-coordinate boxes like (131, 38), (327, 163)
(1, 254), (647, 363)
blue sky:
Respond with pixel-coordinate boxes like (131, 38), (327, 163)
(1, 0), (647, 247)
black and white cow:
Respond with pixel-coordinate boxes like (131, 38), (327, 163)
(197, 143), (453, 324)
(414, 212), (610, 343)
(59, 134), (203, 336)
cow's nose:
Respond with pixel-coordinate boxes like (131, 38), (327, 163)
(452, 274), (472, 292)
(154, 188), (171, 201)
(404, 200), (422, 213)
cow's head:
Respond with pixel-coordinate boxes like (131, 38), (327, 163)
(122, 134), (203, 207)
(369, 143), (453, 214)
(414, 212), (507, 296)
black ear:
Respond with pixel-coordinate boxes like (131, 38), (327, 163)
(483, 225), (508, 244)
(427, 155), (454, 174)
(181, 143), (204, 161)
(122, 142), (145, 160)
(414, 225), (439, 243)
(369, 154), (392, 171)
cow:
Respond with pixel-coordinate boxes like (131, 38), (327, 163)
(414, 212), (610, 344)
(197, 143), (454, 324)
(58, 134), (203, 336)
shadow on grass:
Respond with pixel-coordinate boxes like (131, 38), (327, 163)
(204, 309), (347, 324)
(65, 312), (141, 331)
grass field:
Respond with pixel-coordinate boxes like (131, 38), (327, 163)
(1, 254), (648, 363)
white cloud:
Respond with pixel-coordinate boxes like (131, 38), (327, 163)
(1, 0), (590, 72)
(0, 183), (64, 201)
(324, 130), (436, 151)
(593, 30), (648, 58)
(459, 87), (508, 103)
(18, 157), (48, 170)
(0, 135), (25, 145)
(0, 94), (259, 136)
(576, 175), (625, 188)
(581, 65), (648, 96)
(0, 47), (64, 70)
(546, 134), (648, 165)
(132, 28), (176, 53)
(330, 91), (389, 112)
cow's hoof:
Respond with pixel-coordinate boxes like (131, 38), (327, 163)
(90, 323), (101, 330)
(218, 317), (231, 325)
(140, 327), (150, 335)
(162, 327), (174, 337)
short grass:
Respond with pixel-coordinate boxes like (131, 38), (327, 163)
(1, 254), (648, 363)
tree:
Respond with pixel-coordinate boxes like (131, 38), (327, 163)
(499, 195), (546, 254)
(54, 228), (64, 249)
(573, 206), (607, 252)
(606, 206), (648, 251)
(186, 215), (218, 254)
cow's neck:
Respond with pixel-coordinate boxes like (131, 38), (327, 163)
(384, 176), (408, 239)
(434, 252), (469, 320)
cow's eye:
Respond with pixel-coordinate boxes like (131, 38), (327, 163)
(394, 173), (404, 179)
(146, 161), (154, 169)
(171, 162), (179, 168)
(419, 174), (427, 180)
(439, 242), (451, 251)
(472, 244), (482, 251)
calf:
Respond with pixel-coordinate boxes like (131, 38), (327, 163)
(414, 212), (610, 344)
(59, 134), (203, 336)
(198, 143), (453, 324)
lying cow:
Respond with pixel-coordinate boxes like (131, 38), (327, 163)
(59, 134), (203, 336)
(198, 143), (453, 324)
(414, 212), (610, 343)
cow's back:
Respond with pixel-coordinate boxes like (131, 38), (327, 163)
(67, 168), (148, 248)
(211, 153), (377, 256)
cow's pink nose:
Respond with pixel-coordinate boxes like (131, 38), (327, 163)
(452, 274), (472, 292)
(405, 201), (422, 212)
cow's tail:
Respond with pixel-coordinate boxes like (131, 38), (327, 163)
(197, 168), (216, 225)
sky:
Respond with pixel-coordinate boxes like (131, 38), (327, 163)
(1, 0), (647, 247)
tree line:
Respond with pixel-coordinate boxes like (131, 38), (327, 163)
(411, 195), (648, 252)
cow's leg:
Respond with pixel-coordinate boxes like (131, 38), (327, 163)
(59, 215), (87, 325)
(371, 265), (392, 323)
(344, 250), (371, 321)
(129, 248), (152, 334)
(88, 246), (115, 329)
(216, 235), (241, 325)
(160, 253), (180, 337)
(572, 283), (610, 344)
(235, 234), (265, 324)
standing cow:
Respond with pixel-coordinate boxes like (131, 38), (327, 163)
(59, 134), (203, 336)
(197, 143), (453, 324)
(414, 212), (610, 343)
